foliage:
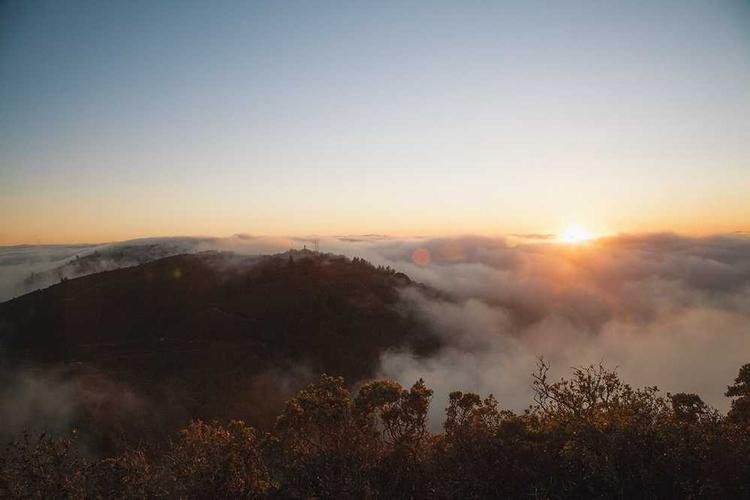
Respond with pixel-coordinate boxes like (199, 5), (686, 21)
(2, 365), (750, 499)
(726, 363), (750, 424)
(0, 431), (87, 499)
(159, 420), (271, 498)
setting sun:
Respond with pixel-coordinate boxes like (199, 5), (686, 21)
(560, 224), (593, 243)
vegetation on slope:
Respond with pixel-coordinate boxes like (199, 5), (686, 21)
(2, 362), (750, 499)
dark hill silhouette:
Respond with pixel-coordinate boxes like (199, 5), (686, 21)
(0, 251), (438, 446)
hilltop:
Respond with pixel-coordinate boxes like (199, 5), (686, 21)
(0, 251), (438, 447)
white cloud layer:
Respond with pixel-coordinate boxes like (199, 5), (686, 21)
(362, 234), (750, 419)
(2, 232), (749, 421)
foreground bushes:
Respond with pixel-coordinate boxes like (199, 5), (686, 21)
(2, 362), (750, 499)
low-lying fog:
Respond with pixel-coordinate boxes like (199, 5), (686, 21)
(2, 232), (749, 421)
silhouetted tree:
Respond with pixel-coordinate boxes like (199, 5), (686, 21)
(726, 363), (750, 424)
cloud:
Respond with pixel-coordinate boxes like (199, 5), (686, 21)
(2, 232), (749, 423)
(509, 233), (557, 240)
(0, 364), (149, 443)
(365, 233), (750, 419)
(0, 366), (78, 438)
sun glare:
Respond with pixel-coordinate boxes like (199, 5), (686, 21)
(560, 224), (593, 243)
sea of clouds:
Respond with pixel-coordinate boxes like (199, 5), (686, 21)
(2, 232), (749, 422)
(358, 233), (750, 421)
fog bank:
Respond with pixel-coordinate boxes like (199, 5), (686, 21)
(3, 232), (748, 420)
(363, 234), (750, 418)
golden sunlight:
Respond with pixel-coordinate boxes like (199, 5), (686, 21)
(559, 224), (593, 243)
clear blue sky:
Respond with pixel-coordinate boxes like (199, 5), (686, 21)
(1, 0), (749, 243)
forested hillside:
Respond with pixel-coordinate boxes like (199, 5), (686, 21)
(0, 251), (437, 446)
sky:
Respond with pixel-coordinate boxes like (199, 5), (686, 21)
(1, 0), (749, 245)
